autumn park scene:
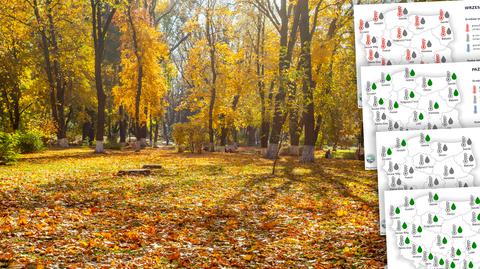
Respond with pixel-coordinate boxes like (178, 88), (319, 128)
(0, 0), (383, 268)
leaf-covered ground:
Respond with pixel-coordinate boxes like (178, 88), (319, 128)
(0, 148), (385, 268)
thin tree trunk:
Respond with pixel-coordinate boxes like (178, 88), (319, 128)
(154, 119), (159, 147)
(149, 116), (153, 146)
(288, 98), (301, 156)
(255, 13), (269, 150)
(206, 9), (217, 152)
(11, 82), (21, 131)
(126, 3), (144, 152)
(163, 117), (170, 145)
(119, 105), (127, 145)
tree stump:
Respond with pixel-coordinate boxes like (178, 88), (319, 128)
(142, 164), (162, 170)
(118, 169), (151, 176)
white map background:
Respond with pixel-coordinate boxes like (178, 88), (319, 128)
(362, 62), (480, 170)
(354, 0), (480, 107)
(386, 187), (480, 269)
(377, 128), (480, 235)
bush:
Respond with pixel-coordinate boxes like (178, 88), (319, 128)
(15, 131), (44, 153)
(105, 141), (123, 150)
(0, 132), (19, 163)
(172, 122), (208, 153)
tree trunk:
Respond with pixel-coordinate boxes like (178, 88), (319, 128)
(95, 83), (106, 152)
(126, 3), (144, 152)
(163, 118), (170, 145)
(149, 116), (153, 146)
(232, 127), (238, 145)
(90, 0), (116, 153)
(82, 122), (91, 144)
(154, 119), (159, 147)
(288, 110), (301, 156)
(247, 126), (256, 146)
(140, 124), (147, 147)
(220, 127), (228, 147)
(2, 85), (21, 132)
(255, 14), (269, 150)
(206, 10), (217, 152)
(33, 0), (69, 146)
(266, 1), (301, 159)
(299, 0), (316, 163)
(119, 105), (127, 145)
(11, 85), (21, 131)
(46, 2), (68, 147)
(313, 114), (322, 146)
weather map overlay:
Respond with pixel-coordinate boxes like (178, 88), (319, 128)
(362, 62), (480, 170)
(354, 0), (480, 107)
(376, 128), (480, 235)
(386, 187), (480, 269)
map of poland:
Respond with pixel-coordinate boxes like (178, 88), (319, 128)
(386, 187), (480, 269)
(365, 68), (461, 132)
(377, 129), (480, 235)
(354, 0), (480, 107)
(362, 62), (480, 170)
(358, 8), (453, 66)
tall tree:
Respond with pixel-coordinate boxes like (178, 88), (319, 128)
(90, 0), (117, 153)
(0, 6), (31, 131)
(113, 0), (170, 151)
(205, 0), (218, 152)
(253, 12), (271, 149)
(30, 0), (71, 146)
(298, 0), (321, 163)
(250, 0), (301, 159)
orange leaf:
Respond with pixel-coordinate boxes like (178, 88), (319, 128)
(168, 249), (180, 261)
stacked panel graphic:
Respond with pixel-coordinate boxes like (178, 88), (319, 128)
(354, 0), (480, 267)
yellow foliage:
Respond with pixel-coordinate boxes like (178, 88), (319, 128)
(172, 121), (208, 153)
(113, 7), (170, 122)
